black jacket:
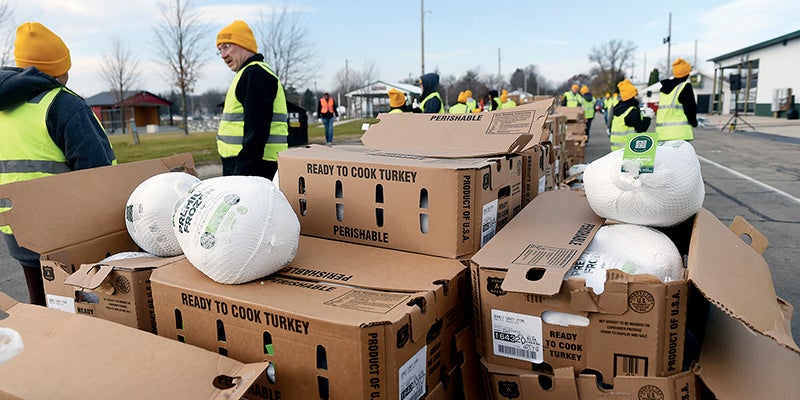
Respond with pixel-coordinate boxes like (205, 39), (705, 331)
(417, 73), (442, 113)
(659, 76), (698, 127)
(613, 98), (651, 133)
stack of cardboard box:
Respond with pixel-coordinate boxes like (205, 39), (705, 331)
(555, 106), (588, 181)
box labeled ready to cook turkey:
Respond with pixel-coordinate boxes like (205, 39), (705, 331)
(0, 154), (196, 333)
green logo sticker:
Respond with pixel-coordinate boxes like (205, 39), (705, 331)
(622, 133), (657, 173)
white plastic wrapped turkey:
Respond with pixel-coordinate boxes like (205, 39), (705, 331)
(125, 172), (200, 256)
(172, 176), (300, 284)
(582, 140), (704, 227)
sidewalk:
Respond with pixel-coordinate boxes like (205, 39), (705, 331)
(698, 113), (800, 139)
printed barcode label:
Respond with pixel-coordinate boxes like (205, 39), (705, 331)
(481, 200), (498, 246)
(497, 344), (538, 360)
(398, 346), (427, 400)
(614, 354), (648, 377)
(491, 309), (543, 363)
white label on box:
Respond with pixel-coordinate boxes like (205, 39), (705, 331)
(538, 176), (546, 194)
(481, 199), (498, 246)
(46, 294), (75, 313)
(491, 309), (543, 363)
(399, 345), (427, 400)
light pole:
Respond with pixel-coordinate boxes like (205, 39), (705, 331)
(420, 0), (431, 76)
(663, 12), (672, 70)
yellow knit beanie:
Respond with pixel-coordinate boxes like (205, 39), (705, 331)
(14, 22), (71, 77)
(580, 85), (589, 94)
(216, 20), (258, 53)
(617, 79), (637, 101)
(464, 89), (473, 98)
(500, 89), (508, 103)
(388, 89), (405, 108)
(571, 84), (579, 91)
(457, 91), (468, 103)
(672, 58), (691, 78)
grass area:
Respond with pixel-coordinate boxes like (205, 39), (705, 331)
(108, 118), (377, 164)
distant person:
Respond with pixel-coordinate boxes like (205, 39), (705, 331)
(606, 92), (620, 134)
(387, 88), (409, 113)
(656, 58), (698, 142)
(465, 90), (478, 112)
(562, 84), (583, 107)
(216, 19), (287, 179)
(414, 73), (444, 113)
(0, 22), (117, 306)
(581, 85), (596, 141)
(486, 90), (500, 111)
(602, 92), (611, 129)
(499, 89), (517, 109)
(449, 91), (470, 114)
(610, 79), (652, 152)
(317, 92), (339, 146)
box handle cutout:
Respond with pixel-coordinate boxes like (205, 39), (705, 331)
(541, 310), (590, 327)
(299, 199), (307, 216)
(177, 334), (185, 343)
(317, 376), (329, 399)
(316, 345), (328, 369)
(433, 279), (450, 296)
(75, 290), (99, 304)
(216, 319), (226, 342)
(419, 213), (429, 233)
(336, 203), (344, 222)
(426, 319), (443, 344)
(335, 180), (343, 199)
(263, 331), (274, 356)
(218, 347), (228, 356)
(497, 185), (511, 199)
(298, 176), (306, 195)
(174, 309), (183, 330)
(483, 172), (491, 190)
(526, 268), (546, 281)
(419, 188), (429, 208)
(375, 208), (384, 227)
(408, 296), (427, 313)
(267, 363), (276, 384)
(212, 375), (237, 390)
(375, 184), (384, 203)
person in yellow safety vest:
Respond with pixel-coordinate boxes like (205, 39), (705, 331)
(562, 84), (583, 107)
(414, 73), (444, 113)
(580, 85), (596, 142)
(484, 90), (501, 111)
(610, 79), (652, 152)
(602, 92), (611, 127)
(656, 58), (698, 142)
(0, 22), (117, 306)
(449, 91), (470, 114)
(216, 20), (287, 179)
(606, 92), (620, 134)
(499, 89), (517, 109)
(387, 88), (408, 113)
(465, 90), (479, 113)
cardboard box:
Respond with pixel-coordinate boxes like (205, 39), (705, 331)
(555, 106), (585, 122)
(471, 190), (800, 397)
(481, 361), (580, 400)
(0, 291), (266, 400)
(422, 326), (485, 400)
(278, 145), (523, 259)
(471, 191), (687, 384)
(151, 236), (471, 400)
(0, 154), (196, 332)
(576, 371), (699, 400)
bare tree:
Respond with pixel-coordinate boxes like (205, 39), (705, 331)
(588, 39), (636, 95)
(98, 37), (141, 140)
(255, 7), (320, 92)
(0, 0), (15, 66)
(152, 0), (209, 135)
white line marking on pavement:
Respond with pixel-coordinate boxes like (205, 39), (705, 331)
(697, 155), (800, 205)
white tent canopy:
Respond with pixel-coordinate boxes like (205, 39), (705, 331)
(345, 81), (422, 118)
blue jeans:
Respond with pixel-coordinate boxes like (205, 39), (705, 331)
(322, 117), (334, 143)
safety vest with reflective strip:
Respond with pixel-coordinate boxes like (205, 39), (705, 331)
(563, 91), (582, 107)
(501, 99), (517, 109)
(319, 97), (334, 114)
(655, 81), (693, 141)
(0, 88), (69, 233)
(217, 61), (288, 160)
(449, 103), (468, 114)
(583, 96), (596, 119)
(610, 106), (637, 152)
(419, 92), (444, 113)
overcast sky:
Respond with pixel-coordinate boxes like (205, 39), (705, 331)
(7, 0), (800, 97)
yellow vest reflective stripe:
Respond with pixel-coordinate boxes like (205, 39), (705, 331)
(0, 88), (70, 234)
(217, 61), (289, 160)
(449, 103), (468, 114)
(655, 81), (693, 141)
(583, 96), (596, 118)
(610, 106), (637, 151)
(420, 92), (444, 113)
(563, 91), (581, 107)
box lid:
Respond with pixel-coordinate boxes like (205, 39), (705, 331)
(360, 99), (554, 157)
(0, 154), (195, 254)
(64, 255), (185, 290)
(0, 291), (266, 400)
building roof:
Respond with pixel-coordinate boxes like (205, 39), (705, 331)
(708, 29), (800, 63)
(345, 80), (422, 97)
(86, 91), (172, 107)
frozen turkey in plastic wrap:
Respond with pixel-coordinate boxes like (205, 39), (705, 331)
(582, 140), (704, 227)
(125, 172), (200, 256)
(172, 176), (300, 284)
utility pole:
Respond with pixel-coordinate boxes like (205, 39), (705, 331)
(420, 0), (425, 76)
(497, 48), (501, 88)
(694, 39), (698, 68)
(643, 53), (647, 83)
(663, 12), (672, 69)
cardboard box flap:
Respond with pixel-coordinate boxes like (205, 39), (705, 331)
(63, 264), (114, 290)
(0, 291), (267, 400)
(471, 190), (604, 296)
(279, 236), (467, 294)
(688, 209), (798, 349)
(361, 99), (554, 157)
(0, 153), (195, 254)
